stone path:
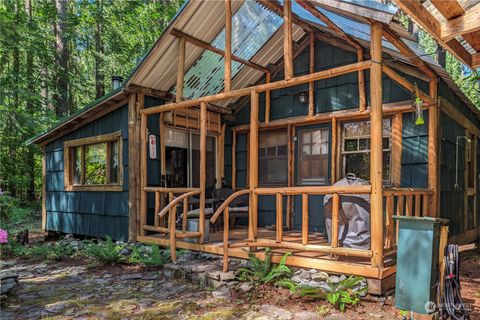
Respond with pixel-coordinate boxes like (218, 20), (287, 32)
(1, 257), (400, 320)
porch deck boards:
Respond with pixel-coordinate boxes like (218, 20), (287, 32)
(138, 227), (395, 279)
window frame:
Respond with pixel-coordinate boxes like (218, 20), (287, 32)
(295, 125), (331, 186)
(64, 131), (123, 192)
(340, 118), (392, 184)
(258, 129), (289, 186)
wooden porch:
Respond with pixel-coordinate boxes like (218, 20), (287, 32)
(131, 0), (440, 281)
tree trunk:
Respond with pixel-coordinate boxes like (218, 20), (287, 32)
(95, 0), (105, 98)
(54, 0), (69, 117)
(25, 0), (36, 202)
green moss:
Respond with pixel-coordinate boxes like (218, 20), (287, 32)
(190, 308), (239, 320)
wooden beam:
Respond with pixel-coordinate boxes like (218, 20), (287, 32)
(428, 79), (439, 217)
(311, 0), (396, 24)
(382, 25), (436, 79)
(440, 3), (480, 41)
(199, 102), (207, 244)
(170, 29), (269, 74)
(392, 0), (473, 67)
(176, 37), (186, 102)
(331, 193), (339, 247)
(276, 193), (283, 242)
(297, 0), (361, 50)
(249, 91), (259, 241)
(125, 84), (173, 100)
(141, 60), (372, 115)
(140, 112), (147, 236)
(382, 65), (432, 103)
(391, 113), (403, 187)
(287, 124), (294, 230)
(370, 22), (384, 269)
(331, 117), (337, 183)
(159, 112), (166, 175)
(358, 48), (366, 112)
(231, 130), (236, 190)
(472, 53), (480, 68)
(265, 72), (271, 123)
(430, 0), (465, 20)
(308, 32), (315, 117)
(224, 0), (232, 93)
(128, 93), (139, 241)
(283, 0), (293, 80)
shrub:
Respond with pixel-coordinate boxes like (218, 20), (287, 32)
(236, 248), (292, 286)
(3, 240), (74, 261)
(0, 193), (32, 227)
(299, 276), (367, 312)
(128, 244), (171, 267)
(84, 236), (125, 264)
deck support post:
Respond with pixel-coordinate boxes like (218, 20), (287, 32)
(428, 78), (438, 217)
(224, 0), (232, 93)
(140, 110), (147, 237)
(283, 0), (293, 80)
(176, 37), (186, 102)
(369, 22), (384, 269)
(249, 91), (259, 242)
(199, 102), (207, 244)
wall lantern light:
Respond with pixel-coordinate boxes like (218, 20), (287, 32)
(298, 91), (308, 104)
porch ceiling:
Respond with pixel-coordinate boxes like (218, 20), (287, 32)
(125, 0), (477, 111)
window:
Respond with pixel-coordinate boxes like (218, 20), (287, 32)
(64, 132), (123, 191)
(341, 119), (391, 182)
(259, 130), (288, 185)
(297, 127), (329, 185)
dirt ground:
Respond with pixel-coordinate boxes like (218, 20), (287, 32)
(1, 244), (479, 320)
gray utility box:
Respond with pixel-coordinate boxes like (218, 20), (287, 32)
(186, 219), (210, 243)
(393, 216), (448, 314)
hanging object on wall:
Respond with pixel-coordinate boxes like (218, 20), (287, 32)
(412, 82), (424, 126)
(149, 134), (157, 159)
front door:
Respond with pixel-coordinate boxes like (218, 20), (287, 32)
(293, 124), (331, 233)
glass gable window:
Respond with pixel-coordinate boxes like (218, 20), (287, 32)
(342, 119), (391, 182)
(65, 132), (122, 190)
(259, 130), (288, 185)
(297, 128), (329, 185)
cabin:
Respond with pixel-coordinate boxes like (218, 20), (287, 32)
(29, 0), (480, 291)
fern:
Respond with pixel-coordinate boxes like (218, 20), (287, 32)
(236, 248), (292, 287)
(85, 236), (125, 264)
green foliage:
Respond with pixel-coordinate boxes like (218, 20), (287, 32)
(0, 193), (34, 228)
(3, 240), (74, 261)
(236, 249), (292, 286)
(84, 235), (125, 265)
(298, 276), (367, 312)
(128, 244), (171, 267)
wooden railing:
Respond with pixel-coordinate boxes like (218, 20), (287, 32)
(142, 187), (202, 261)
(383, 188), (433, 250)
(211, 185), (373, 272)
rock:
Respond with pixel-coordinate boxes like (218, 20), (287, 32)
(119, 247), (132, 256)
(324, 315), (345, 320)
(119, 273), (143, 281)
(259, 304), (292, 320)
(207, 278), (225, 289)
(0, 271), (19, 295)
(293, 311), (321, 320)
(191, 264), (213, 273)
(44, 301), (71, 313)
(206, 271), (221, 280)
(226, 280), (239, 287)
(212, 287), (231, 299)
(339, 275), (347, 281)
(239, 283), (253, 293)
(219, 271), (236, 281)
(327, 275), (341, 284)
(311, 272), (329, 282)
(143, 273), (160, 281)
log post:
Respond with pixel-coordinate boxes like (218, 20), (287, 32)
(331, 193), (339, 247)
(331, 117), (337, 183)
(385, 195), (394, 248)
(128, 93), (141, 241)
(283, 0), (293, 80)
(199, 102), (207, 244)
(154, 191), (160, 227)
(176, 37), (186, 102)
(232, 130), (236, 190)
(302, 193), (309, 244)
(249, 91), (259, 241)
(182, 197), (188, 231)
(169, 192), (177, 262)
(308, 31), (315, 117)
(224, 0), (232, 93)
(428, 78), (438, 217)
(369, 22), (384, 269)
(140, 111), (148, 236)
(358, 48), (366, 112)
(287, 124), (294, 229)
(265, 72), (271, 123)
(223, 207), (230, 272)
(276, 193), (283, 242)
